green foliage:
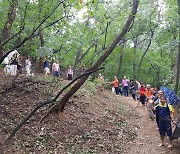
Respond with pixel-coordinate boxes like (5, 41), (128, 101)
(0, 0), (179, 91)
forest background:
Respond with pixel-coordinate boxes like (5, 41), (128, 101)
(0, 0), (179, 95)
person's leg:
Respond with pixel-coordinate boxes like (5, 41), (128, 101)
(3, 65), (7, 75)
(131, 90), (136, 100)
(12, 65), (16, 75)
(68, 74), (72, 80)
(159, 135), (165, 146)
(142, 96), (146, 105)
(115, 87), (119, 95)
(44, 68), (48, 76)
(165, 121), (173, 148)
(139, 95), (143, 105)
(10, 65), (13, 75)
(122, 87), (125, 96)
(148, 109), (155, 120)
(53, 71), (56, 77)
(159, 121), (165, 146)
(56, 71), (59, 77)
(133, 94), (136, 100)
(126, 86), (128, 96)
(140, 95), (145, 106)
(124, 86), (127, 96)
(156, 113), (159, 128)
(124, 87), (126, 96)
(119, 88), (122, 95)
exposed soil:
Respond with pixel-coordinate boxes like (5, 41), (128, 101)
(0, 73), (179, 154)
(119, 96), (180, 154)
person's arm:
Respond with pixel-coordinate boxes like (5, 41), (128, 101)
(170, 111), (176, 125)
(168, 105), (176, 125)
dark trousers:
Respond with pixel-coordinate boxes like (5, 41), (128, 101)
(123, 86), (128, 96)
(67, 74), (73, 80)
(119, 88), (123, 95)
(131, 89), (136, 100)
(53, 71), (59, 77)
(140, 95), (146, 105)
(114, 87), (120, 95)
(132, 94), (136, 100)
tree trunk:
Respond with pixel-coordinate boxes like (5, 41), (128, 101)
(174, 0), (180, 94)
(58, 0), (139, 112)
(132, 38), (138, 79)
(73, 48), (82, 70)
(0, 0), (18, 56)
(137, 29), (154, 81)
(0, 1), (64, 64)
(38, 29), (45, 73)
(116, 40), (125, 79)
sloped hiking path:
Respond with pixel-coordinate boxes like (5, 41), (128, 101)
(118, 96), (180, 154)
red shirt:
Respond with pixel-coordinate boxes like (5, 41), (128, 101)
(139, 86), (146, 96)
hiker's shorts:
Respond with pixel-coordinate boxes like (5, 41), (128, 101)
(159, 120), (172, 137)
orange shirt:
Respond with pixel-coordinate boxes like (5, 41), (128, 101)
(145, 89), (153, 97)
(113, 79), (119, 88)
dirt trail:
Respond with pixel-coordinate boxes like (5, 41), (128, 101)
(119, 95), (180, 154)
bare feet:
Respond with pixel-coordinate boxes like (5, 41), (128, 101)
(167, 144), (173, 148)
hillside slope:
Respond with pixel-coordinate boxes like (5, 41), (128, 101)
(0, 75), (137, 154)
(0, 74), (179, 154)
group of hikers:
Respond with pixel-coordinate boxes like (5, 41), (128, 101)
(1, 50), (179, 149)
(1, 50), (88, 80)
(112, 75), (179, 148)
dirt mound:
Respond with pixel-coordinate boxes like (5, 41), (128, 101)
(0, 75), (138, 154)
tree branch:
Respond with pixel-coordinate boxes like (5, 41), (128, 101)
(0, 1), (29, 47)
(0, 0), (65, 64)
(4, 67), (103, 144)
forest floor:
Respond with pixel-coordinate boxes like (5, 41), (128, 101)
(0, 72), (180, 154)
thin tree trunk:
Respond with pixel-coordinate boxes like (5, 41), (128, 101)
(0, 1), (65, 64)
(116, 40), (125, 79)
(0, 0), (18, 56)
(137, 29), (154, 81)
(174, 0), (180, 94)
(73, 48), (82, 69)
(38, 29), (45, 73)
(132, 38), (138, 79)
(57, 0), (139, 112)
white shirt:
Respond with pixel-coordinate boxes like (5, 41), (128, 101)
(3, 57), (9, 65)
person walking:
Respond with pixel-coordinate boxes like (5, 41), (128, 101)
(138, 82), (146, 106)
(145, 84), (155, 120)
(129, 80), (136, 100)
(155, 96), (176, 148)
(66, 65), (73, 80)
(43, 58), (50, 76)
(2, 56), (9, 75)
(25, 57), (32, 76)
(122, 76), (130, 96)
(10, 54), (19, 76)
(52, 60), (60, 77)
(113, 76), (120, 95)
